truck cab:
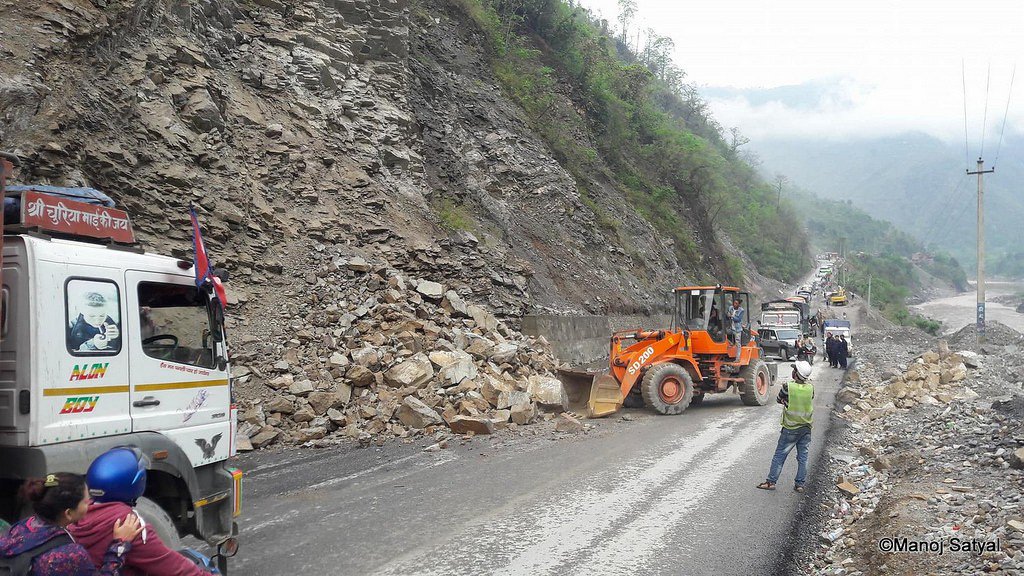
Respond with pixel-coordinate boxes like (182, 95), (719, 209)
(1, 183), (240, 569)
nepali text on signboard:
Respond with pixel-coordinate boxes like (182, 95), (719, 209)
(20, 190), (135, 243)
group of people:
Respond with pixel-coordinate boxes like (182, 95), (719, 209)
(0, 448), (214, 575)
(825, 332), (849, 369)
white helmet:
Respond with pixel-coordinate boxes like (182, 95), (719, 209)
(792, 361), (813, 380)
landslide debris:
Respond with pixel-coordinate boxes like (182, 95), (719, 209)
(801, 321), (1024, 576)
(232, 252), (572, 449)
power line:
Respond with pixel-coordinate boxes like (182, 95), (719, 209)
(924, 192), (974, 251)
(980, 63), (991, 158)
(962, 60), (971, 171)
(922, 175), (969, 246)
(993, 63), (1016, 169)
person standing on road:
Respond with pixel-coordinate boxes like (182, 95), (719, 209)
(837, 335), (849, 370)
(757, 361), (815, 493)
(730, 299), (745, 361)
(824, 333), (835, 367)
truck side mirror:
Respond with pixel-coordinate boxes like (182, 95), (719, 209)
(209, 300), (225, 343)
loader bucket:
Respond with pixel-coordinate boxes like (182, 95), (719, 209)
(557, 369), (623, 418)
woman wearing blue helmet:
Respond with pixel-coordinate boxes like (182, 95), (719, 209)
(69, 448), (209, 576)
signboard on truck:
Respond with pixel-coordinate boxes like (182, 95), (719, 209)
(19, 190), (135, 243)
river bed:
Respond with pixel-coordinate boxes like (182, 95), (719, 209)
(911, 281), (1024, 335)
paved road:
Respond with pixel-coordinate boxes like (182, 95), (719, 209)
(230, 360), (843, 576)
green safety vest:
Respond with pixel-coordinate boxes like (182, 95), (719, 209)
(782, 382), (814, 429)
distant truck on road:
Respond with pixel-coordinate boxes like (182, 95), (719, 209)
(760, 299), (810, 334)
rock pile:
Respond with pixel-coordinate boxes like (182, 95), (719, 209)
(232, 253), (570, 449)
(807, 326), (1024, 576)
(834, 343), (978, 422)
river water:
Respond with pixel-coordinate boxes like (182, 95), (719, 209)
(911, 281), (1024, 335)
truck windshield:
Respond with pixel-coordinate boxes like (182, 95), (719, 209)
(138, 282), (216, 368)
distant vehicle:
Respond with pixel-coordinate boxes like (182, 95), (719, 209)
(830, 288), (848, 306)
(757, 327), (802, 361)
(761, 299), (810, 333)
(823, 319), (853, 356)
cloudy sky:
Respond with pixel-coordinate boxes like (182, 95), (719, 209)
(578, 0), (1023, 143)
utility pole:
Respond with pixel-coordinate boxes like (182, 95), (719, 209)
(967, 157), (994, 343)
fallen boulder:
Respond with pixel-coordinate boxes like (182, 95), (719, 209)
(397, 396), (444, 429)
(448, 415), (495, 435)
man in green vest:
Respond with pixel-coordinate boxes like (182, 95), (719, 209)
(757, 360), (814, 493)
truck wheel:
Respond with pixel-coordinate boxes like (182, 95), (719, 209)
(641, 363), (694, 415)
(135, 497), (181, 549)
(781, 347), (791, 361)
(740, 360), (772, 406)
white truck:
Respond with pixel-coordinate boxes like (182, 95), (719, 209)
(1, 156), (240, 570)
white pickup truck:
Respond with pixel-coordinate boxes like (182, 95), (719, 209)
(1, 160), (240, 571)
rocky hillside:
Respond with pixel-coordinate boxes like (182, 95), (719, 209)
(0, 0), (808, 446)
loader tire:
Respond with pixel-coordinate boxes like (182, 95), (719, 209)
(641, 363), (694, 415)
(740, 360), (772, 407)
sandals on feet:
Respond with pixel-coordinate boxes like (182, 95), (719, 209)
(756, 481), (776, 490)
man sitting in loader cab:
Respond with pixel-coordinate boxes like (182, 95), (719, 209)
(708, 305), (723, 340)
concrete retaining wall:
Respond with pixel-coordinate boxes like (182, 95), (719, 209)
(521, 314), (674, 367)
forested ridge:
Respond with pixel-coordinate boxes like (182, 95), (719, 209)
(447, 0), (811, 283)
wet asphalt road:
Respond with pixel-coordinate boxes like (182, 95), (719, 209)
(228, 359), (844, 576)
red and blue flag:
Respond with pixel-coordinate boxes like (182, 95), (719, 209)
(190, 206), (228, 309)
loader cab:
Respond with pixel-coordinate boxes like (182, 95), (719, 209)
(673, 286), (751, 346)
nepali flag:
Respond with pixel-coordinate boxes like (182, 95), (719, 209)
(190, 206), (228, 310)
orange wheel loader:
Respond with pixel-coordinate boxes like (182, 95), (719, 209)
(558, 285), (777, 417)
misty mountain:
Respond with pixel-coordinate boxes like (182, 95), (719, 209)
(749, 131), (1024, 272)
(703, 79), (856, 111)
(701, 79), (1024, 274)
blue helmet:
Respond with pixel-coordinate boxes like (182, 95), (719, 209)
(87, 447), (148, 504)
